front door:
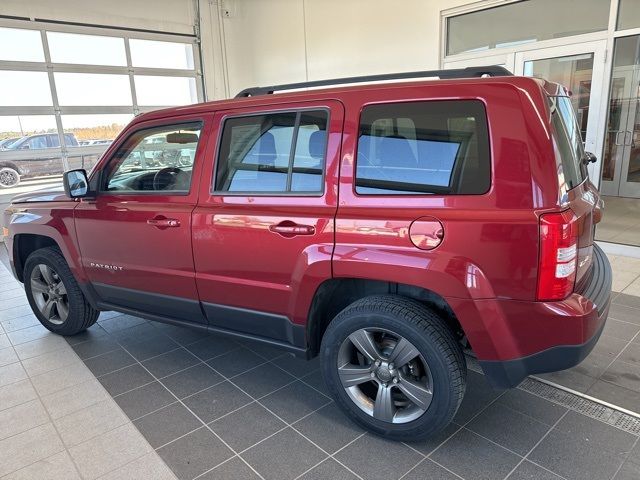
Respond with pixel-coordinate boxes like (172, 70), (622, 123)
(74, 117), (209, 323)
(602, 34), (640, 199)
(192, 101), (343, 346)
(515, 41), (608, 183)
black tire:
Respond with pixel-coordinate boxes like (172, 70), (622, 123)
(24, 247), (99, 335)
(320, 295), (466, 441)
(0, 166), (20, 188)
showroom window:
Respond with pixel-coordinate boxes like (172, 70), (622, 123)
(446, 0), (610, 56)
(215, 110), (328, 194)
(0, 21), (202, 186)
(355, 100), (490, 195)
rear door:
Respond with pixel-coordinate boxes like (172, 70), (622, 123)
(192, 101), (343, 345)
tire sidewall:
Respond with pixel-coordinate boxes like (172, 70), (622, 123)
(24, 249), (83, 335)
(320, 307), (461, 439)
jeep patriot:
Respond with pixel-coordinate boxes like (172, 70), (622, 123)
(2, 67), (612, 440)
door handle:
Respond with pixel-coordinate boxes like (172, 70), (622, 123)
(615, 131), (625, 145)
(147, 217), (180, 228)
(269, 221), (315, 237)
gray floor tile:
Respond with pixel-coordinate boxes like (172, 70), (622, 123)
(64, 324), (107, 346)
(335, 433), (421, 480)
(609, 301), (640, 324)
(260, 380), (331, 423)
(70, 335), (119, 360)
(69, 423), (152, 479)
(141, 348), (199, 378)
(157, 427), (233, 480)
(405, 421), (461, 456)
(299, 369), (329, 395)
(496, 389), (567, 426)
(629, 439), (640, 464)
(3, 451), (81, 480)
(198, 456), (260, 480)
(1, 314), (39, 333)
(185, 335), (239, 361)
(209, 402), (286, 451)
(242, 427), (326, 480)
(0, 424), (65, 477)
(240, 340), (288, 360)
(603, 319), (640, 342)
(98, 451), (177, 480)
(134, 402), (201, 448)
(554, 410), (636, 456)
(231, 362), (295, 399)
(183, 381), (252, 423)
(593, 335), (630, 359)
(0, 399), (49, 441)
(161, 363), (223, 399)
(98, 364), (155, 396)
(54, 399), (128, 448)
(507, 460), (563, 480)
(299, 458), (359, 480)
(601, 359), (640, 393)
(536, 368), (597, 393)
(619, 342), (640, 366)
(6, 324), (49, 345)
(453, 371), (502, 424)
(206, 347), (266, 378)
(0, 346), (18, 367)
(430, 428), (521, 480)
(588, 379), (640, 412)
(572, 351), (615, 379)
(124, 336), (179, 362)
(98, 314), (146, 333)
(0, 305), (35, 322)
(85, 348), (136, 377)
(293, 403), (364, 454)
(110, 323), (164, 346)
(0, 361), (27, 388)
(0, 379), (38, 412)
(529, 429), (625, 480)
(271, 354), (319, 378)
(401, 459), (461, 480)
(467, 402), (552, 455)
(153, 323), (211, 346)
(615, 461), (640, 480)
(114, 381), (176, 419)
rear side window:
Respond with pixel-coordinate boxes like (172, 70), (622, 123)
(549, 96), (585, 190)
(355, 100), (490, 195)
(215, 110), (328, 194)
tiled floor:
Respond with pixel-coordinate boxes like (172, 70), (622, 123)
(596, 196), (640, 247)
(1, 249), (640, 479)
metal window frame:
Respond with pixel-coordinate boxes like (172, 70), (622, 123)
(0, 17), (204, 171)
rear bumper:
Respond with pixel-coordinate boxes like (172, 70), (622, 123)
(467, 244), (612, 388)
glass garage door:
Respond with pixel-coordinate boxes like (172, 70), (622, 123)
(0, 22), (202, 193)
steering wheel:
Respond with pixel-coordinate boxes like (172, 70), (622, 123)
(153, 167), (181, 191)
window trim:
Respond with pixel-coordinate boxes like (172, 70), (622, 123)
(353, 99), (492, 197)
(98, 120), (204, 196)
(212, 107), (331, 197)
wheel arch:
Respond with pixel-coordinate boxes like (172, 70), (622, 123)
(12, 233), (60, 282)
(306, 278), (464, 357)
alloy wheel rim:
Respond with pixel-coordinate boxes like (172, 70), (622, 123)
(337, 327), (433, 424)
(30, 264), (69, 325)
(0, 170), (18, 187)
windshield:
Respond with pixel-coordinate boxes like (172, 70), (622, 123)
(549, 96), (586, 191)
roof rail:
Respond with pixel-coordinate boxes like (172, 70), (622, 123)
(235, 65), (513, 98)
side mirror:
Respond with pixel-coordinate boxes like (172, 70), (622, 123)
(63, 169), (89, 198)
(20, 144), (30, 150)
(582, 152), (597, 165)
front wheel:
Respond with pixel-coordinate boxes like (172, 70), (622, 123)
(320, 295), (466, 441)
(0, 167), (19, 188)
(24, 247), (99, 335)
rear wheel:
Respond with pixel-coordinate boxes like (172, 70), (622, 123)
(320, 295), (466, 441)
(0, 167), (19, 188)
(24, 247), (99, 335)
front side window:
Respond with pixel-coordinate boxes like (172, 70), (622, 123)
(355, 100), (490, 195)
(215, 110), (328, 193)
(104, 122), (202, 194)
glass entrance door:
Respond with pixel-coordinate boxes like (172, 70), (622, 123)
(602, 35), (640, 199)
(515, 42), (608, 182)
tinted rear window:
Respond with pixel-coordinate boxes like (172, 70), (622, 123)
(549, 96), (585, 190)
(355, 100), (490, 195)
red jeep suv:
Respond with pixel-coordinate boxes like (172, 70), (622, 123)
(3, 67), (611, 441)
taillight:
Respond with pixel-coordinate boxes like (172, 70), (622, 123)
(537, 209), (578, 301)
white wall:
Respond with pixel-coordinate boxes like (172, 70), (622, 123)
(1, 0), (196, 35)
(210, 0), (472, 98)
